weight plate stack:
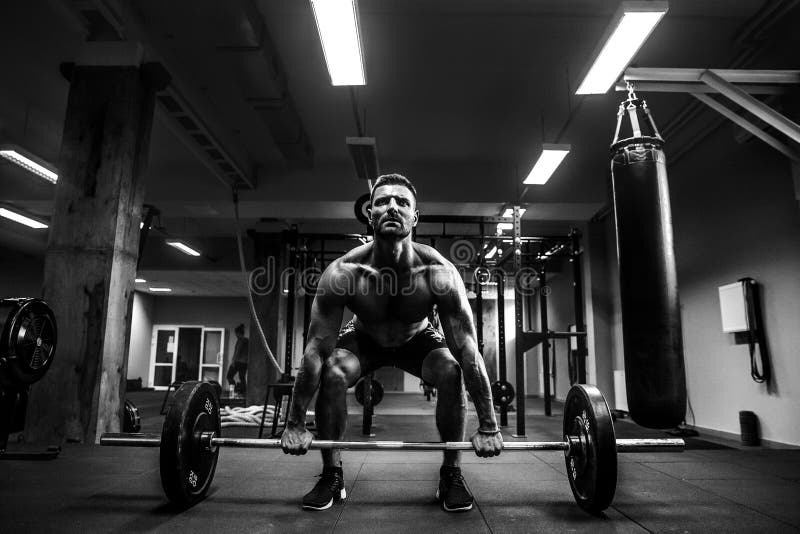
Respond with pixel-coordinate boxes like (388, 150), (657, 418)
(491, 380), (515, 407)
(160, 381), (220, 507)
(0, 298), (57, 387)
(123, 399), (142, 433)
(355, 377), (384, 406)
(563, 384), (617, 515)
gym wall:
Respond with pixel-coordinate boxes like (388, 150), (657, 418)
(669, 126), (800, 446)
(126, 296), (250, 388)
(0, 251), (43, 298)
(127, 292), (154, 383)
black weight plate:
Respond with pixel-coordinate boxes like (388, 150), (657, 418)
(0, 298), (57, 386)
(123, 399), (141, 433)
(160, 381), (220, 507)
(491, 380), (515, 407)
(206, 379), (222, 400)
(354, 377), (384, 406)
(563, 384), (617, 515)
(354, 193), (371, 225)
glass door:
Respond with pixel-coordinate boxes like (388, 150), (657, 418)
(175, 327), (202, 383)
(150, 327), (177, 389)
(149, 325), (225, 388)
(200, 328), (225, 382)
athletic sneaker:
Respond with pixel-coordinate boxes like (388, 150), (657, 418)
(302, 466), (346, 511)
(436, 465), (474, 512)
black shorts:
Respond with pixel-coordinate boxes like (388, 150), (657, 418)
(334, 319), (448, 380)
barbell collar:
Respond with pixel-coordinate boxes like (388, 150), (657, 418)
(100, 433), (685, 453)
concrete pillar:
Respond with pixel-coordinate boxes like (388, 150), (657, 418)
(25, 45), (167, 444)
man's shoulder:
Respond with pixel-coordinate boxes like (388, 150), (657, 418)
(323, 248), (370, 282)
(412, 242), (452, 268)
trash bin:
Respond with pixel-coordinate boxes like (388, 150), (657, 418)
(739, 411), (760, 446)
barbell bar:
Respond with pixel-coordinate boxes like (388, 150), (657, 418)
(99, 381), (685, 515)
(100, 433), (684, 453)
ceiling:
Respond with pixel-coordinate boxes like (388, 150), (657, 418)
(0, 0), (797, 295)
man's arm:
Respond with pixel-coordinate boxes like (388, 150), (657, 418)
(286, 263), (347, 429)
(435, 263), (501, 453)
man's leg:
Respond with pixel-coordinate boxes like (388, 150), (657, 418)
(226, 363), (237, 387)
(238, 363), (247, 392)
(302, 348), (362, 511)
(315, 348), (361, 468)
(421, 348), (466, 467)
(421, 348), (472, 512)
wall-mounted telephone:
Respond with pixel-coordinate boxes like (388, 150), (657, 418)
(718, 278), (771, 383)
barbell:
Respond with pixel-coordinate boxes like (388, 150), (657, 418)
(100, 381), (684, 514)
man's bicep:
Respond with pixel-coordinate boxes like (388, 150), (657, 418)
(435, 272), (478, 353)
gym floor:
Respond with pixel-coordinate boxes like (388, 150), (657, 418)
(3, 391), (799, 533)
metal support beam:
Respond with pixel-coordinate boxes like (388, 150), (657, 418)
(623, 67), (800, 84)
(692, 93), (800, 162)
(699, 70), (800, 145)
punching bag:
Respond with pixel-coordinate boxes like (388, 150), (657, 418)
(610, 89), (687, 429)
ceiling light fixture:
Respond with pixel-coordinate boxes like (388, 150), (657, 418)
(496, 223), (513, 232)
(149, 287), (172, 292)
(165, 240), (201, 257)
(576, 1), (668, 95)
(0, 206), (48, 229)
(523, 144), (571, 185)
(0, 144), (58, 184)
(135, 278), (146, 283)
(310, 0), (366, 86)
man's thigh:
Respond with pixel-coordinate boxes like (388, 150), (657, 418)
(392, 324), (450, 383)
(334, 322), (386, 379)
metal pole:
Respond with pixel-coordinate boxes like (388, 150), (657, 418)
(475, 275), (484, 354)
(282, 230), (297, 382)
(570, 229), (587, 384)
(512, 206), (526, 438)
(496, 273), (508, 427)
(700, 69), (800, 145)
(538, 257), (552, 417)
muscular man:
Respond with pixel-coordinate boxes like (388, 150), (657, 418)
(281, 173), (503, 512)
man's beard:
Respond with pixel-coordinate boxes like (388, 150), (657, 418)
(373, 219), (411, 239)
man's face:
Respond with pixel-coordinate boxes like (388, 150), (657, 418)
(369, 184), (418, 239)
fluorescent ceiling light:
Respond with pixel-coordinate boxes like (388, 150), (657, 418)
(135, 278), (146, 283)
(149, 287), (172, 292)
(310, 0), (366, 86)
(576, 1), (668, 95)
(501, 207), (527, 218)
(497, 223), (513, 232)
(0, 145), (58, 183)
(523, 144), (571, 185)
(485, 246), (498, 259)
(0, 207), (48, 229)
(165, 240), (201, 257)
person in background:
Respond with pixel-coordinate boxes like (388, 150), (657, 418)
(226, 323), (249, 394)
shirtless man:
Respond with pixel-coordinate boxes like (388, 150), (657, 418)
(281, 173), (503, 512)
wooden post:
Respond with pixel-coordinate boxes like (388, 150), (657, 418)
(24, 56), (167, 444)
